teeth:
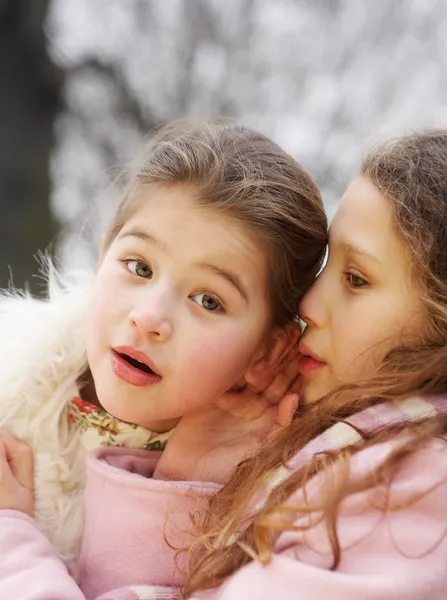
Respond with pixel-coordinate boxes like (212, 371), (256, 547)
(122, 354), (154, 374)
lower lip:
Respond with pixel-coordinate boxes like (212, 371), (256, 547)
(297, 355), (327, 376)
(110, 350), (162, 387)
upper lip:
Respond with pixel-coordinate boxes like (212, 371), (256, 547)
(298, 340), (326, 363)
(114, 345), (162, 376)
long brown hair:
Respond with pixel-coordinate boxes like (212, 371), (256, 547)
(104, 119), (327, 325)
(183, 131), (447, 597)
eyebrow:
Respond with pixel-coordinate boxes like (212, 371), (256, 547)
(118, 228), (249, 302)
(343, 243), (381, 263)
(329, 225), (381, 262)
(119, 229), (166, 250)
(198, 263), (249, 303)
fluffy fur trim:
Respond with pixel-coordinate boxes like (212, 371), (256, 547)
(0, 261), (94, 569)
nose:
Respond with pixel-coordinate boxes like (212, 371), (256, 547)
(299, 269), (328, 329)
(128, 285), (173, 342)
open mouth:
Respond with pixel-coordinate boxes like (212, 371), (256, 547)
(119, 353), (155, 375)
(111, 347), (161, 387)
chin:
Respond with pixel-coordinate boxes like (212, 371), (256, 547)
(95, 389), (171, 430)
(301, 380), (328, 405)
(93, 382), (127, 419)
(97, 398), (124, 421)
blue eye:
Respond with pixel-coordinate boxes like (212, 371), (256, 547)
(192, 293), (222, 312)
(126, 260), (153, 279)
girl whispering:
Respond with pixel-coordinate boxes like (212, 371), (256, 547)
(181, 130), (447, 599)
(0, 119), (327, 576)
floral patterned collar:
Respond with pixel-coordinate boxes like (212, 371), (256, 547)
(68, 397), (171, 452)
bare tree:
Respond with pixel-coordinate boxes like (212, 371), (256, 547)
(46, 0), (447, 269)
(0, 0), (62, 290)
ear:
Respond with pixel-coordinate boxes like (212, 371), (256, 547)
(244, 321), (301, 388)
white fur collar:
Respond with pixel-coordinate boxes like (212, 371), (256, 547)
(0, 264), (94, 569)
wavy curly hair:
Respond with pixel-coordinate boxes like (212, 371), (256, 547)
(183, 130), (447, 598)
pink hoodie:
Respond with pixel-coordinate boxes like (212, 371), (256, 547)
(1, 398), (447, 599)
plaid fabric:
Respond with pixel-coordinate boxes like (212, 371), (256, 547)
(267, 395), (447, 493)
(220, 395), (447, 544)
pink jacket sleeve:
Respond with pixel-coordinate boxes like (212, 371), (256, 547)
(0, 511), (179, 600)
(0, 510), (86, 599)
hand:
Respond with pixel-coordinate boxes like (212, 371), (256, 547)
(154, 345), (301, 484)
(0, 431), (34, 517)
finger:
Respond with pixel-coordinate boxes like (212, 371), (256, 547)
(289, 371), (303, 394)
(244, 350), (298, 396)
(1, 434), (34, 491)
(222, 391), (270, 420)
(265, 393), (300, 443)
(215, 387), (258, 412)
(0, 438), (14, 484)
(245, 327), (302, 396)
(262, 356), (301, 405)
(244, 365), (278, 395)
(277, 323), (301, 365)
(276, 393), (300, 428)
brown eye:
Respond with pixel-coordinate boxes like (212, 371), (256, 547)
(127, 260), (153, 279)
(192, 292), (222, 312)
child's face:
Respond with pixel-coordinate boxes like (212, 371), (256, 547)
(85, 184), (274, 431)
(298, 176), (426, 404)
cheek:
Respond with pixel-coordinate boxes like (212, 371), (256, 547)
(184, 325), (262, 384)
(338, 328), (381, 374)
(85, 271), (121, 350)
(333, 307), (421, 381)
(85, 298), (105, 364)
(328, 297), (389, 382)
(92, 263), (127, 318)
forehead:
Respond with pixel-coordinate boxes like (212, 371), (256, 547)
(123, 183), (270, 278)
(330, 176), (404, 261)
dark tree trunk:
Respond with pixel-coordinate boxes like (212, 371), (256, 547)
(0, 0), (62, 292)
